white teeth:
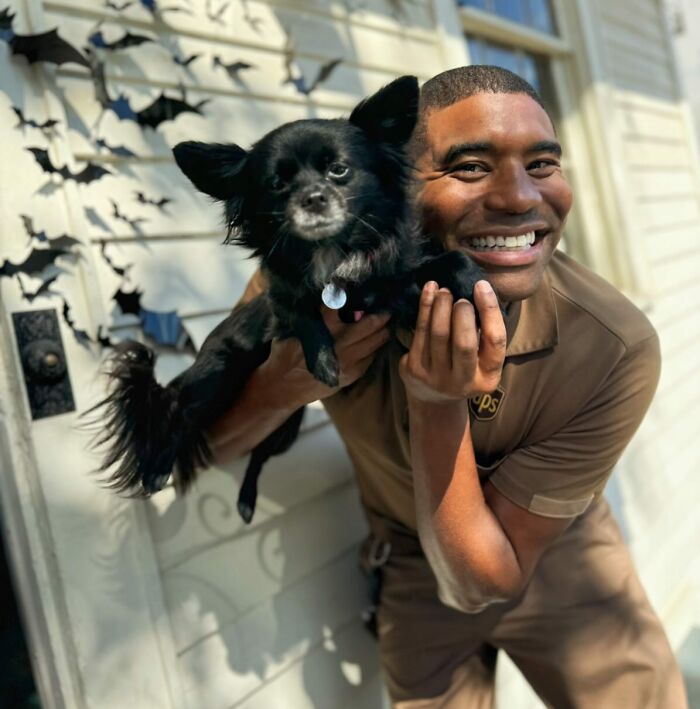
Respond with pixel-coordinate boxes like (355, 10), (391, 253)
(467, 230), (539, 251)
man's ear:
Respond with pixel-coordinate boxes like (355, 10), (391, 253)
(349, 75), (419, 145)
(172, 141), (248, 201)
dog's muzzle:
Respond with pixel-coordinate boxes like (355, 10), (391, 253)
(289, 184), (347, 240)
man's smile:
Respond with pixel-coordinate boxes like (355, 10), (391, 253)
(456, 228), (551, 267)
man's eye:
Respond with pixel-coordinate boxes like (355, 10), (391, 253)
(452, 163), (487, 175)
(528, 159), (558, 173)
(327, 162), (350, 179)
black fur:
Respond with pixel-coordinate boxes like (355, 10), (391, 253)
(86, 75), (488, 521)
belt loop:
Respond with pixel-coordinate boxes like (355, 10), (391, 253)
(367, 536), (391, 569)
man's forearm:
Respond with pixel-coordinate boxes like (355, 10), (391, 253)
(206, 366), (300, 463)
(408, 397), (524, 611)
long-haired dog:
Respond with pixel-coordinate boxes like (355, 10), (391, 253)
(87, 75), (487, 522)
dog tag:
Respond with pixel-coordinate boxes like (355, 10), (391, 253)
(321, 283), (347, 310)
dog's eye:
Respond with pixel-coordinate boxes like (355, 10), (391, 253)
(327, 162), (350, 180)
(268, 174), (286, 192)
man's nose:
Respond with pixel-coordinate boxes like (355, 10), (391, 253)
(484, 165), (542, 214)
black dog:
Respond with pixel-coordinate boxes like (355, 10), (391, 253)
(87, 75), (487, 522)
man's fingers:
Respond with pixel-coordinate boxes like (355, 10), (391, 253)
(473, 280), (507, 380)
(429, 289), (453, 372)
(451, 299), (478, 375)
(410, 281), (438, 370)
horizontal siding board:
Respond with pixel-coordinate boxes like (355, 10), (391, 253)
(630, 168), (696, 199)
(598, 0), (663, 26)
(88, 237), (255, 315)
(147, 424), (356, 572)
(643, 223), (700, 263)
(605, 46), (674, 88)
(177, 548), (371, 707)
(158, 479), (365, 651)
(46, 3), (442, 78)
(601, 23), (669, 65)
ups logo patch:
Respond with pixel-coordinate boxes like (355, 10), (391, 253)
(469, 387), (506, 421)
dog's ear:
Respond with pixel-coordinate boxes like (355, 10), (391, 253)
(173, 141), (248, 201)
(349, 75), (419, 145)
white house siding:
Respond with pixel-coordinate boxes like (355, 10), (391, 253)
(585, 0), (700, 640)
(0, 0), (462, 707)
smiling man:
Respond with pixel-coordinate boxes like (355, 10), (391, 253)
(210, 66), (687, 707)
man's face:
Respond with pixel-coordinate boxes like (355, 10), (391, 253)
(415, 92), (573, 303)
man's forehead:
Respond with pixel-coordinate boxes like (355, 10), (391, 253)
(423, 92), (556, 158)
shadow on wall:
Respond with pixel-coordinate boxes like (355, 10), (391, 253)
(144, 429), (384, 708)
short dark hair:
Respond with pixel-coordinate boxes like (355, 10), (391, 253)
(411, 65), (552, 158)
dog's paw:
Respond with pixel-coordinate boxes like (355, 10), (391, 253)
(237, 499), (255, 524)
(312, 348), (340, 387)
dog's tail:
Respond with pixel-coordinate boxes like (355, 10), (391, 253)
(84, 340), (186, 496)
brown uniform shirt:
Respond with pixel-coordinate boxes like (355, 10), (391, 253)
(235, 251), (661, 532)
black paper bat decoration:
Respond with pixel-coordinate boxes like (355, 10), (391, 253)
(16, 273), (59, 303)
(100, 241), (132, 278)
(213, 55), (255, 82)
(282, 35), (342, 96)
(105, 0), (134, 10)
(84, 47), (138, 121)
(21, 215), (82, 250)
(89, 29), (154, 50)
(134, 191), (172, 211)
(205, 0), (228, 24)
(27, 147), (112, 184)
(95, 138), (137, 158)
(0, 247), (70, 278)
(61, 298), (92, 346)
(0, 7), (89, 67)
(110, 199), (147, 232)
(12, 106), (60, 135)
(114, 287), (143, 316)
(173, 52), (200, 67)
(136, 91), (209, 129)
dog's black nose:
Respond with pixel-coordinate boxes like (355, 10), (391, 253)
(301, 190), (328, 213)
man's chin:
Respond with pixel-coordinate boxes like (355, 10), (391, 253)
(481, 271), (544, 306)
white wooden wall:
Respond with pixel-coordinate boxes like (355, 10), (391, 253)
(580, 0), (700, 652)
(0, 1), (461, 707)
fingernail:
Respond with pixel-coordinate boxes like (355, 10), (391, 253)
(425, 281), (438, 292)
(477, 280), (493, 293)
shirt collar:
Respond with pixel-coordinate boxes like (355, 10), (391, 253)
(504, 269), (558, 357)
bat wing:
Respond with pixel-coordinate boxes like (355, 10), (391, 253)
(114, 288), (143, 316)
(136, 93), (207, 128)
(11, 28), (89, 67)
(27, 147), (58, 174)
(0, 248), (69, 278)
(71, 161), (112, 184)
(49, 234), (82, 249)
(309, 58), (342, 92)
(112, 31), (154, 50)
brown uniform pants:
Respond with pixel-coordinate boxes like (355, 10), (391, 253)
(366, 499), (688, 708)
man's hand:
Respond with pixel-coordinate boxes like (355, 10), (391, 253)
(399, 280), (506, 404)
(256, 308), (391, 410)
